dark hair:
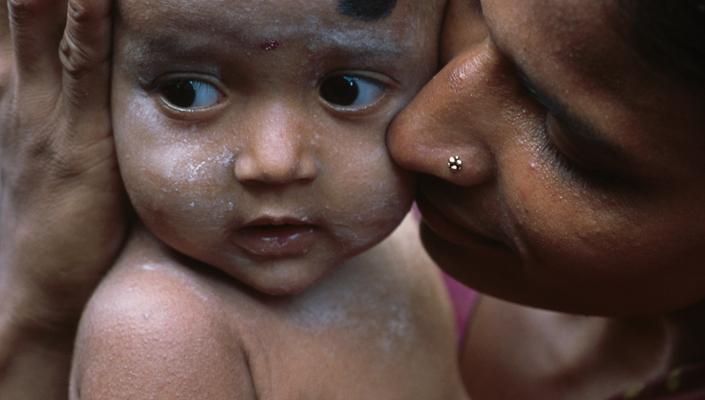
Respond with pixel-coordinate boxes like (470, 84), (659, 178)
(338, 0), (397, 21)
(619, 0), (705, 88)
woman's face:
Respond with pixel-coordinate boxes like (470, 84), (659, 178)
(389, 0), (705, 315)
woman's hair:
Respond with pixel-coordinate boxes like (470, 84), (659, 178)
(620, 0), (705, 88)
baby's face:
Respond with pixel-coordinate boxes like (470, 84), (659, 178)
(112, 0), (442, 294)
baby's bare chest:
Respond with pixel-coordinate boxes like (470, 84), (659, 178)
(211, 271), (460, 399)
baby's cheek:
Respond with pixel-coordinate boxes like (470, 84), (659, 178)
(327, 147), (415, 251)
(125, 143), (238, 227)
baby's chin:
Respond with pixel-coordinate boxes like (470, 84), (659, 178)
(145, 194), (414, 296)
(199, 221), (404, 296)
(230, 224), (411, 296)
(211, 251), (351, 297)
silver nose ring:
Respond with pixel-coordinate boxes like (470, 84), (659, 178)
(448, 155), (463, 172)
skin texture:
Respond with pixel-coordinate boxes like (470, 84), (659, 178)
(71, 218), (469, 400)
(70, 0), (469, 398)
(0, 1), (127, 399)
(7, 0), (704, 398)
(387, 0), (705, 398)
(111, 0), (438, 295)
(390, 0), (705, 316)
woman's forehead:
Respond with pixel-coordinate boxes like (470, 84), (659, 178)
(485, 0), (654, 104)
(482, 0), (705, 181)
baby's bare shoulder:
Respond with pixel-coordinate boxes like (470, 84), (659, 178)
(70, 231), (257, 400)
(79, 230), (223, 332)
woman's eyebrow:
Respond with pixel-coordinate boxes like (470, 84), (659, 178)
(338, 0), (397, 21)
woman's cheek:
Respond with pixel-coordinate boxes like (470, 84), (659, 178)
(506, 161), (643, 281)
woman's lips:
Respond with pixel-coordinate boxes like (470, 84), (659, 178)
(416, 195), (507, 250)
(232, 220), (316, 258)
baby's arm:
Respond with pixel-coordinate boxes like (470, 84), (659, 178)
(70, 253), (256, 400)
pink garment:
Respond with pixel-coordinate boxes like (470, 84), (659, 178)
(412, 203), (478, 345)
(441, 272), (477, 346)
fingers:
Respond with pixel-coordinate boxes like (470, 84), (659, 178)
(1, 1), (12, 94)
(60, 0), (113, 141)
(1, 1), (9, 41)
(6, 0), (113, 141)
(8, 0), (67, 82)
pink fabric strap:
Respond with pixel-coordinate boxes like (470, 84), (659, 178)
(441, 272), (477, 346)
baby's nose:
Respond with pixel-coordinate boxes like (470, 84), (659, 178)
(234, 103), (318, 186)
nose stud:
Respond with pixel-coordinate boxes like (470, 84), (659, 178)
(448, 155), (463, 172)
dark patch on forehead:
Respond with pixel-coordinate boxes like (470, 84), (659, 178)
(338, 0), (398, 21)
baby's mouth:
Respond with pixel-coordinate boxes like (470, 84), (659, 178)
(232, 219), (317, 258)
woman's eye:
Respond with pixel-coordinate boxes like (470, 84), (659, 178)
(158, 79), (223, 110)
(319, 75), (385, 110)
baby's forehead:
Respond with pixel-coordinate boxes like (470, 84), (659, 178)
(115, 0), (443, 66)
(116, 0), (438, 38)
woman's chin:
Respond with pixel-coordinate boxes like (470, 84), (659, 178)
(419, 223), (529, 302)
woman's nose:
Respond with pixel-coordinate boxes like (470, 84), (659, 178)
(234, 102), (318, 186)
(388, 41), (499, 187)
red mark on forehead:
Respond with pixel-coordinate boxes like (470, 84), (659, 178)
(260, 40), (280, 51)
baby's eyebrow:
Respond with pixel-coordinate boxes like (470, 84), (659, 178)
(338, 0), (397, 21)
(121, 25), (410, 66)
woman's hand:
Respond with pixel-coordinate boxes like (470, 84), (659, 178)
(0, 0), (126, 397)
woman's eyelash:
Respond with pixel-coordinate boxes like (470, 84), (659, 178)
(537, 117), (629, 190)
(516, 69), (615, 186)
(536, 123), (584, 178)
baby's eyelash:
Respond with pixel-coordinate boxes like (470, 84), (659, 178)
(159, 79), (223, 110)
(139, 73), (227, 121)
(319, 74), (386, 110)
(316, 70), (398, 117)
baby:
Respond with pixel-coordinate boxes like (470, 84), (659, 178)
(69, 0), (467, 398)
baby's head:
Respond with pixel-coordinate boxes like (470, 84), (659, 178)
(111, 0), (444, 294)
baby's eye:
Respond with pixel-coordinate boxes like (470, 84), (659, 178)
(158, 78), (223, 110)
(319, 74), (385, 110)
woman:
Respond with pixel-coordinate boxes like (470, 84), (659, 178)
(1, 0), (704, 398)
(0, 0), (125, 398)
(389, 0), (705, 398)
